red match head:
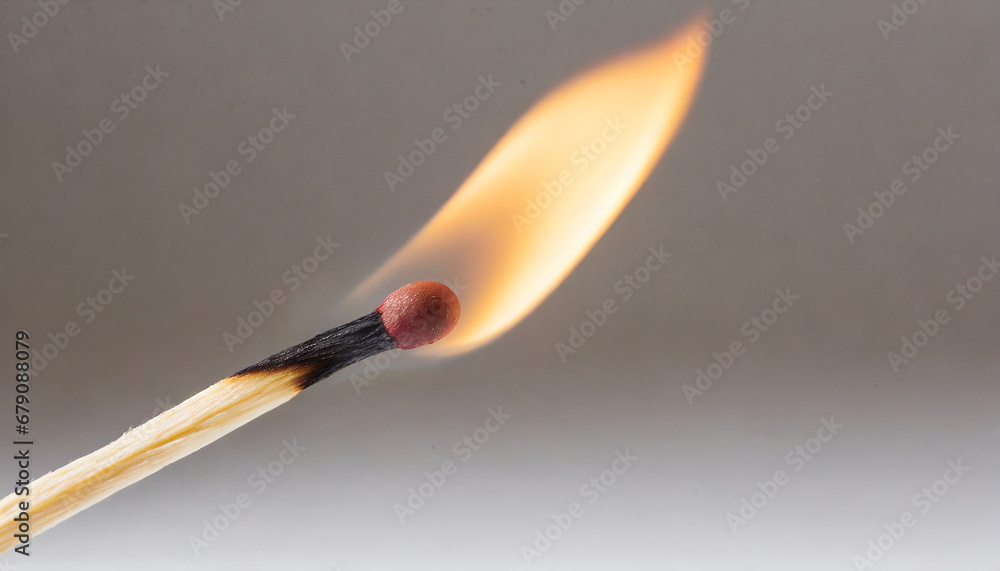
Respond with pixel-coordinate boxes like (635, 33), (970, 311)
(377, 281), (460, 350)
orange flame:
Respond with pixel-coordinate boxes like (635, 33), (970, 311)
(354, 18), (707, 356)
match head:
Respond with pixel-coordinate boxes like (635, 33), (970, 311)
(377, 281), (461, 350)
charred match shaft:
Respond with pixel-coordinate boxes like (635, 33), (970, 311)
(0, 281), (459, 552)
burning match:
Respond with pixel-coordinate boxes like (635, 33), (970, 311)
(2, 13), (707, 559)
(0, 281), (459, 553)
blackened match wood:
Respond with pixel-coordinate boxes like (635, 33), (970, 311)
(237, 310), (396, 390)
(0, 281), (459, 553)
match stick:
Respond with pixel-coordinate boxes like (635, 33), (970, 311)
(0, 281), (459, 552)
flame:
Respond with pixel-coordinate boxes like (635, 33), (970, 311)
(354, 19), (707, 356)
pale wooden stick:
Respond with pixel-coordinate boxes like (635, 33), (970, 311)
(0, 368), (302, 552)
(0, 281), (459, 553)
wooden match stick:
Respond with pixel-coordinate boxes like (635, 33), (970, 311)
(0, 281), (459, 552)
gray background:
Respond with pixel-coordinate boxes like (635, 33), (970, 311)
(1, 1), (998, 569)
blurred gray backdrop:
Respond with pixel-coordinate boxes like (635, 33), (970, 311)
(1, 1), (998, 569)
